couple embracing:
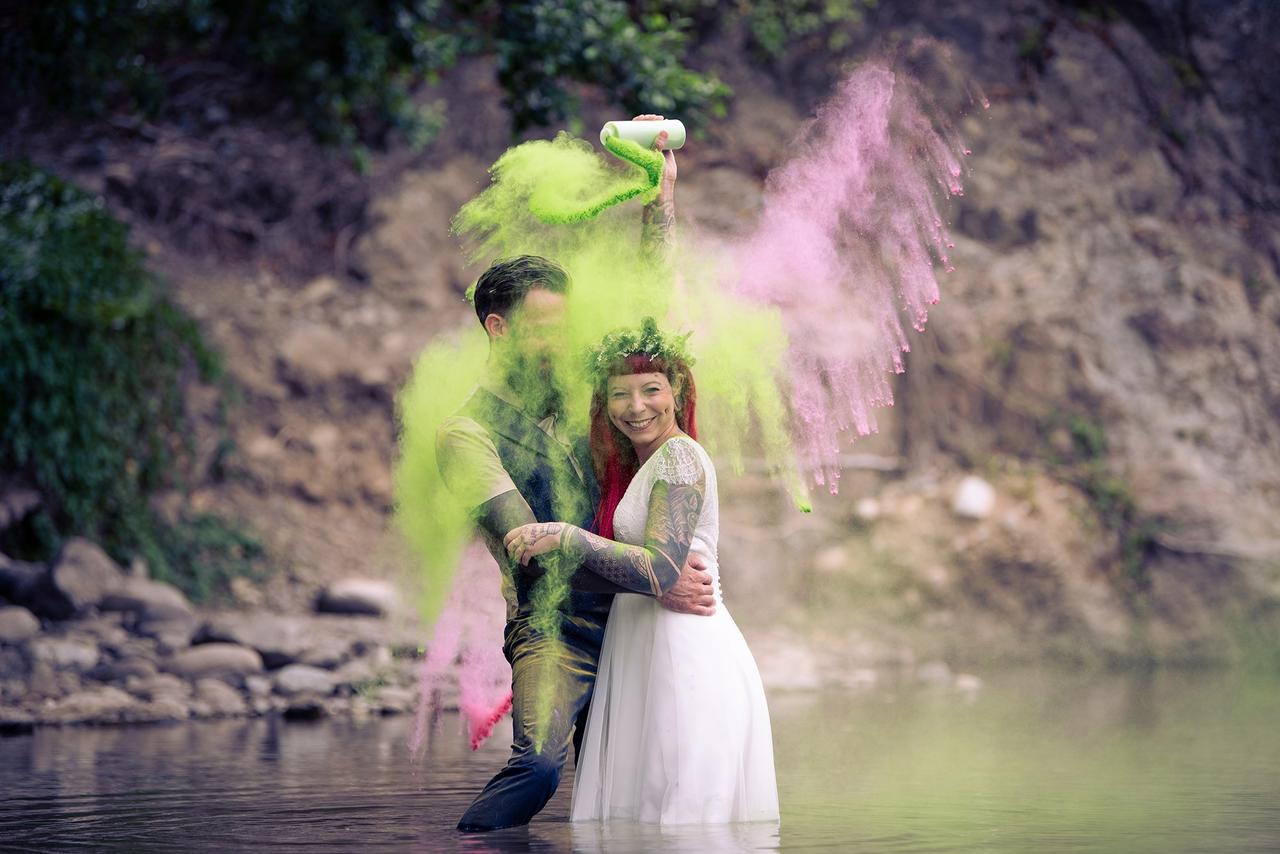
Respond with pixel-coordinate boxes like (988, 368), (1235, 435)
(436, 126), (778, 831)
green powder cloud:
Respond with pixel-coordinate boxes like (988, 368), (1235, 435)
(396, 131), (804, 747)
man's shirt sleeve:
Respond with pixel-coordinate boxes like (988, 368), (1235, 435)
(435, 416), (518, 511)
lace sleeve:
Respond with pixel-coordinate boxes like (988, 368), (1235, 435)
(554, 439), (706, 597)
(652, 437), (703, 485)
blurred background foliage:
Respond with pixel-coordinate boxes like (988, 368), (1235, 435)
(0, 0), (874, 146)
(0, 161), (259, 601)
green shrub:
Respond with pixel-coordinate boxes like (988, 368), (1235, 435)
(1, 0), (733, 143)
(0, 160), (258, 600)
(492, 0), (730, 130)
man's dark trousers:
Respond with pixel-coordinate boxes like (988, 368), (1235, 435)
(455, 389), (609, 831)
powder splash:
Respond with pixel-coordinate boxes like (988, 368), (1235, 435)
(728, 63), (966, 490)
(396, 59), (967, 749)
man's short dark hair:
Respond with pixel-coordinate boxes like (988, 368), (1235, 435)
(472, 255), (570, 326)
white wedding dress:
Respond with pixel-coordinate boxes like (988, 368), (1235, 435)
(570, 436), (780, 825)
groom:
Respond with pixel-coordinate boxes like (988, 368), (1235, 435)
(437, 119), (713, 832)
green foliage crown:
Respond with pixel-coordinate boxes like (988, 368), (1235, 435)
(585, 316), (694, 385)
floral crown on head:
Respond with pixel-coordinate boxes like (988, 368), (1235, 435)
(585, 317), (695, 385)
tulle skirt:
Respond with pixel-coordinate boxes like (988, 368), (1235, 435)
(570, 592), (780, 825)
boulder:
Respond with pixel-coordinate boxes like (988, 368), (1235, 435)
(316, 578), (395, 617)
(0, 707), (35, 736)
(273, 664), (335, 697)
(3, 539), (121, 619)
(0, 605), (40, 644)
(165, 643), (263, 680)
(370, 685), (415, 715)
(86, 657), (158, 683)
(123, 695), (190, 724)
(243, 675), (273, 699)
(0, 483), (41, 532)
(73, 614), (129, 648)
(100, 577), (193, 622)
(952, 476), (996, 520)
(193, 678), (248, 717)
(136, 617), (199, 654)
(0, 553), (42, 603)
(0, 648), (27, 680)
(46, 538), (123, 617)
(45, 686), (137, 724)
(28, 637), (100, 671)
(197, 613), (320, 669)
(125, 673), (190, 702)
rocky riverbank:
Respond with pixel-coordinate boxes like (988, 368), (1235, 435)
(1, 538), (428, 734)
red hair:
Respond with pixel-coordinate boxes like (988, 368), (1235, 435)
(590, 353), (697, 539)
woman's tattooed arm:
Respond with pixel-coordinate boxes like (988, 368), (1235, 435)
(557, 471), (705, 597)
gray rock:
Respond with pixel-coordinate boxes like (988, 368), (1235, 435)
(125, 673), (190, 702)
(29, 637), (100, 671)
(47, 538), (123, 617)
(136, 617), (198, 654)
(316, 578), (395, 616)
(165, 644), (263, 680)
(0, 706), (35, 735)
(27, 660), (58, 696)
(273, 664), (335, 697)
(197, 613), (321, 669)
(45, 686), (137, 724)
(298, 637), (351, 670)
(332, 656), (377, 690)
(243, 675), (273, 698)
(72, 614), (129, 648)
(0, 553), (42, 607)
(371, 685), (415, 715)
(0, 606), (40, 644)
(281, 698), (326, 720)
(123, 695), (190, 723)
(86, 657), (158, 683)
(193, 678), (248, 716)
(100, 577), (193, 622)
(952, 476), (996, 520)
(0, 483), (41, 532)
(0, 648), (27, 680)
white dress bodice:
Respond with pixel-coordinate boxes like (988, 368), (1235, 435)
(611, 436), (722, 604)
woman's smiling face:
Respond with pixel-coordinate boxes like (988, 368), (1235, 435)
(606, 371), (678, 448)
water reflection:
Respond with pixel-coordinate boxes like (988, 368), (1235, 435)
(1, 668), (1277, 852)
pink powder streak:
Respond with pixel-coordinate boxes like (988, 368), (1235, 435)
(410, 542), (513, 754)
(729, 62), (965, 488)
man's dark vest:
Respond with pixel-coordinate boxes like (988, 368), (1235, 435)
(462, 388), (611, 616)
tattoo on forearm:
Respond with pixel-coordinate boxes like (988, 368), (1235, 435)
(558, 475), (705, 598)
(477, 491), (630, 594)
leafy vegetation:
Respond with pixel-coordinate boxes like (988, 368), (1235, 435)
(0, 161), (258, 600)
(1, 0), (880, 145)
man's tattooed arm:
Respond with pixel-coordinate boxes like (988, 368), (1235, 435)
(556, 473), (706, 597)
(478, 491), (630, 594)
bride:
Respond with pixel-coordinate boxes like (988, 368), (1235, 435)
(504, 318), (779, 824)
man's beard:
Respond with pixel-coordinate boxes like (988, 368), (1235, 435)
(504, 352), (565, 420)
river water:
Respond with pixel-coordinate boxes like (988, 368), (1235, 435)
(2, 667), (1277, 852)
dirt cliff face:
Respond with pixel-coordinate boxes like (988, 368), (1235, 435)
(9, 2), (1277, 663)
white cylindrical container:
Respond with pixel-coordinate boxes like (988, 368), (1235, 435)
(599, 119), (686, 150)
